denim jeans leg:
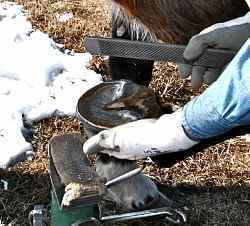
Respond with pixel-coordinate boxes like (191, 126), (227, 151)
(183, 38), (250, 141)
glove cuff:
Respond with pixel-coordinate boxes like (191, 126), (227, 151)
(176, 109), (199, 150)
(158, 109), (198, 152)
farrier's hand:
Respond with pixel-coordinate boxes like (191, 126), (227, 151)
(179, 12), (250, 89)
(83, 110), (197, 160)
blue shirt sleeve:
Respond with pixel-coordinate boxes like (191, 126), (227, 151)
(183, 38), (250, 141)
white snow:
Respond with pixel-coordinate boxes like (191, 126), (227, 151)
(0, 2), (102, 169)
(0, 179), (8, 190)
(56, 12), (74, 22)
(241, 134), (250, 143)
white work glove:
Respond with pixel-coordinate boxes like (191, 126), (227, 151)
(83, 110), (198, 160)
(179, 12), (250, 89)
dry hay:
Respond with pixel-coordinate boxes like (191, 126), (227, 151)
(1, 0), (250, 225)
(14, 0), (111, 52)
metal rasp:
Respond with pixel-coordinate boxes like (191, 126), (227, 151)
(48, 133), (101, 208)
(84, 36), (236, 68)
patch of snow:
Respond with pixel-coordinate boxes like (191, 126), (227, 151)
(241, 134), (250, 143)
(56, 12), (73, 22)
(0, 179), (8, 190)
(0, 2), (102, 169)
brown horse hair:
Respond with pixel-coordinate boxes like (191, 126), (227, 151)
(112, 0), (249, 44)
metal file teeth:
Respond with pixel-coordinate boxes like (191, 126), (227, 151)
(84, 36), (236, 68)
(48, 133), (101, 209)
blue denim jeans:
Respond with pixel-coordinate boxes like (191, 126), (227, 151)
(183, 38), (250, 141)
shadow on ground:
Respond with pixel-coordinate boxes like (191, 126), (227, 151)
(0, 170), (50, 225)
(1, 170), (250, 226)
(156, 183), (250, 226)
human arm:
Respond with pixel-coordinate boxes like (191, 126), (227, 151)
(182, 38), (250, 141)
(83, 109), (197, 160)
(83, 38), (250, 160)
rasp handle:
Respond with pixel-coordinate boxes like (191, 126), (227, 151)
(84, 37), (236, 68)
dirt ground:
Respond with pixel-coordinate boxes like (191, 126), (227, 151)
(1, 1), (250, 225)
